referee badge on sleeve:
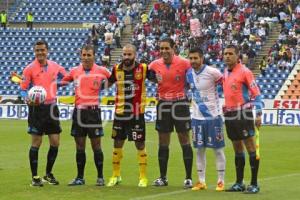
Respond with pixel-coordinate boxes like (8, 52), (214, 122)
(156, 74), (162, 82)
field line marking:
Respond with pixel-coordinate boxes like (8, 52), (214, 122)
(131, 173), (300, 200)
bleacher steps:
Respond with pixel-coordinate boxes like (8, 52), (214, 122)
(253, 23), (281, 76)
(110, 0), (157, 66)
(275, 61), (300, 99)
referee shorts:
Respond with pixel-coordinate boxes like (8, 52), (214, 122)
(155, 99), (191, 133)
(224, 109), (255, 141)
(27, 104), (61, 135)
(71, 107), (103, 138)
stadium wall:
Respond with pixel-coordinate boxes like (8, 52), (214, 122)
(0, 99), (300, 126)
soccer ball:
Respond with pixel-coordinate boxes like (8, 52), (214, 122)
(28, 86), (47, 105)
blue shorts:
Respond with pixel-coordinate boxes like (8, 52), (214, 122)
(191, 116), (225, 149)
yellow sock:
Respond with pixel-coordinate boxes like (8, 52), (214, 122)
(112, 148), (123, 177)
(138, 149), (147, 179)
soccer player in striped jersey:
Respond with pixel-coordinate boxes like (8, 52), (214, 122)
(106, 44), (156, 187)
(186, 48), (226, 192)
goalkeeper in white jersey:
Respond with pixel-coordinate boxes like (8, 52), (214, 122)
(186, 47), (226, 192)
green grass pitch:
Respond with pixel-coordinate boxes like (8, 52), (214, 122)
(0, 120), (299, 200)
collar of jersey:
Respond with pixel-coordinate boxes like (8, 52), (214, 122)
(118, 62), (139, 71)
(193, 65), (206, 75)
(227, 62), (243, 73)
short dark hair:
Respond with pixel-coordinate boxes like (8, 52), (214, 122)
(189, 47), (204, 57)
(225, 44), (239, 55)
(34, 40), (48, 49)
(81, 44), (95, 56)
(159, 37), (175, 48)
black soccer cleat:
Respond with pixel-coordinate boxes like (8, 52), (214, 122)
(30, 176), (44, 187)
(96, 177), (105, 186)
(42, 173), (59, 185)
(152, 177), (168, 186)
(183, 179), (193, 189)
(225, 183), (246, 192)
(68, 177), (85, 186)
(244, 185), (260, 194)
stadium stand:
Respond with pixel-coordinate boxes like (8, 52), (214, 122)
(0, 0), (152, 98)
(277, 63), (300, 99)
(12, 0), (124, 23)
(0, 28), (89, 96)
(131, 0), (291, 99)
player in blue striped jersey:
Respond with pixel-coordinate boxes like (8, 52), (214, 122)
(186, 48), (226, 191)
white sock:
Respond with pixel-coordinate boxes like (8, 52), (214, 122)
(196, 148), (206, 183)
(214, 148), (226, 183)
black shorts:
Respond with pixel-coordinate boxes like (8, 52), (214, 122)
(27, 104), (61, 135)
(156, 99), (191, 133)
(224, 109), (255, 141)
(71, 108), (103, 138)
(112, 114), (145, 142)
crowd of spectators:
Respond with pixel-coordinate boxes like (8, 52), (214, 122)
(83, 0), (149, 65)
(131, 0), (299, 71)
(266, 2), (300, 72)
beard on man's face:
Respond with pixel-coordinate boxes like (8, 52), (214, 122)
(122, 58), (134, 67)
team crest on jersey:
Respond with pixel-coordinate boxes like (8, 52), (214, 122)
(117, 72), (123, 80)
(134, 71), (142, 80)
(93, 79), (100, 87)
(175, 75), (181, 81)
(231, 83), (237, 91)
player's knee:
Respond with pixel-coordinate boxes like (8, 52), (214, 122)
(232, 140), (244, 153)
(135, 141), (145, 150)
(76, 142), (85, 150)
(244, 137), (256, 152)
(214, 148), (226, 160)
(32, 138), (42, 147)
(159, 133), (170, 145)
(92, 143), (101, 152)
(178, 133), (190, 145)
(49, 140), (59, 147)
(114, 139), (124, 148)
